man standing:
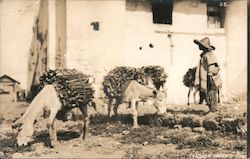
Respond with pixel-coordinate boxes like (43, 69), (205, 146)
(194, 37), (222, 112)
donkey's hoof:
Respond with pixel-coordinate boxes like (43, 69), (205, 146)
(49, 140), (58, 148)
(79, 134), (86, 140)
(49, 144), (54, 148)
(17, 140), (28, 147)
(132, 125), (139, 129)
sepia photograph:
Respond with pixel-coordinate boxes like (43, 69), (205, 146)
(0, 0), (248, 158)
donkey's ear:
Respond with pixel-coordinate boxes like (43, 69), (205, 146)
(159, 87), (163, 91)
(88, 76), (95, 84)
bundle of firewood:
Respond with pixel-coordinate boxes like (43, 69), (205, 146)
(183, 67), (196, 88)
(102, 67), (145, 98)
(102, 66), (167, 98)
(39, 69), (94, 107)
(139, 66), (167, 90)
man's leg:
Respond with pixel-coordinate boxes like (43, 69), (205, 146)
(199, 91), (206, 104)
(207, 89), (218, 112)
(207, 78), (218, 112)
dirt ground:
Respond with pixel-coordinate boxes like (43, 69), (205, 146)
(0, 99), (247, 159)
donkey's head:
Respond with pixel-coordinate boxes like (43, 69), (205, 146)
(152, 90), (167, 115)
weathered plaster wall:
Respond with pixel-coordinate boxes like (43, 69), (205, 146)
(224, 0), (247, 100)
(66, 0), (126, 96)
(0, 0), (247, 103)
(0, 0), (40, 89)
(66, 0), (228, 103)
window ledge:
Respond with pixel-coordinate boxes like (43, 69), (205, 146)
(154, 26), (225, 36)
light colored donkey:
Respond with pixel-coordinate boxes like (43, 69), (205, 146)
(12, 85), (90, 147)
(108, 80), (167, 128)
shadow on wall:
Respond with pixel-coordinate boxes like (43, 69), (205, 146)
(126, 0), (151, 12)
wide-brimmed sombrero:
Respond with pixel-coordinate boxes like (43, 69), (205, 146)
(194, 37), (215, 50)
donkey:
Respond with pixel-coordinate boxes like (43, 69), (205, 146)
(108, 80), (166, 128)
(11, 85), (91, 147)
(183, 67), (198, 105)
(183, 67), (220, 105)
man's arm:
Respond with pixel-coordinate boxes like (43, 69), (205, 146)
(206, 52), (220, 76)
(208, 63), (220, 76)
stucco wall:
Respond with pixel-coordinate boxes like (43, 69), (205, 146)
(66, 0), (227, 103)
(125, 0), (226, 103)
(67, 0), (125, 72)
(0, 0), (247, 104)
(66, 0), (126, 96)
(173, 0), (207, 32)
(0, 0), (40, 89)
(225, 0), (247, 100)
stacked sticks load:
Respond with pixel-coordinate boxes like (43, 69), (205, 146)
(139, 66), (168, 90)
(183, 67), (197, 88)
(102, 66), (167, 98)
(102, 67), (146, 98)
(39, 69), (94, 107)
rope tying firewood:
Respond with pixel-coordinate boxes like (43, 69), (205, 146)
(183, 67), (196, 88)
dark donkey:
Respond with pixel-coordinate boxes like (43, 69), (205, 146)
(183, 67), (220, 105)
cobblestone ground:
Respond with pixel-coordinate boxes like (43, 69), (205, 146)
(0, 100), (247, 159)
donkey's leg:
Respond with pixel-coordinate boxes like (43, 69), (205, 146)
(135, 101), (139, 110)
(79, 104), (89, 140)
(188, 87), (191, 105)
(47, 105), (60, 147)
(193, 88), (198, 105)
(108, 98), (113, 118)
(113, 98), (120, 117)
(218, 89), (220, 103)
(131, 99), (138, 128)
(199, 91), (207, 104)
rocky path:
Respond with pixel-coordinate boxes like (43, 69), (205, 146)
(0, 101), (247, 158)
